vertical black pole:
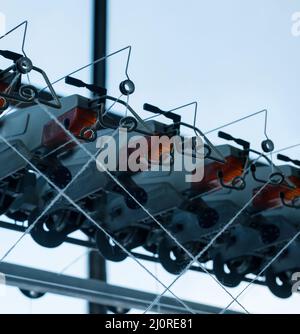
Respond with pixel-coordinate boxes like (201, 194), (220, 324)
(92, 0), (107, 88)
(89, 0), (107, 314)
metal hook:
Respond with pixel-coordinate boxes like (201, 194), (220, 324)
(218, 171), (246, 191)
(143, 101), (225, 162)
(0, 62), (61, 109)
(48, 45), (133, 89)
(0, 20), (28, 57)
(250, 164), (285, 186)
(280, 192), (300, 209)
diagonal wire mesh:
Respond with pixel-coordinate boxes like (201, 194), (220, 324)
(1, 21), (300, 314)
(0, 126), (197, 314)
(0, 36), (244, 310)
(143, 180), (272, 313)
(0, 26), (204, 312)
(220, 225), (300, 313)
(33, 98), (245, 312)
(142, 105), (278, 313)
(0, 71), (294, 314)
(33, 83), (251, 313)
(0, 70), (203, 314)
(144, 135), (300, 313)
(0, 45), (272, 314)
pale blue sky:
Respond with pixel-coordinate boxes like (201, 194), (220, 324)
(107, 0), (300, 314)
(1, 0), (300, 313)
(0, 0), (92, 314)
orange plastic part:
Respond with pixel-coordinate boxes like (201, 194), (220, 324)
(192, 156), (244, 193)
(42, 108), (97, 149)
(0, 81), (9, 109)
(0, 97), (6, 108)
(123, 136), (174, 170)
(0, 81), (9, 93)
(252, 175), (300, 211)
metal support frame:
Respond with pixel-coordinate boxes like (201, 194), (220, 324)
(89, 0), (108, 314)
(0, 220), (267, 288)
(0, 262), (239, 314)
(0, 1), (272, 314)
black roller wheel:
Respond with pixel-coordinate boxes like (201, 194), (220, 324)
(265, 268), (293, 299)
(213, 254), (244, 287)
(244, 256), (263, 275)
(143, 243), (158, 255)
(260, 224), (280, 245)
(198, 207), (219, 229)
(107, 306), (130, 314)
(47, 165), (72, 189)
(29, 210), (78, 248)
(20, 289), (45, 299)
(158, 239), (191, 275)
(96, 229), (127, 262)
(6, 210), (28, 222)
(96, 228), (146, 262)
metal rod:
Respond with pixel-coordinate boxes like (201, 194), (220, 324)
(0, 220), (267, 287)
(0, 262), (239, 314)
(89, 0), (108, 315)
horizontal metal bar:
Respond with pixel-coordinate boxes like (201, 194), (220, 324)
(0, 262), (239, 314)
(131, 252), (267, 287)
(0, 220), (266, 287)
